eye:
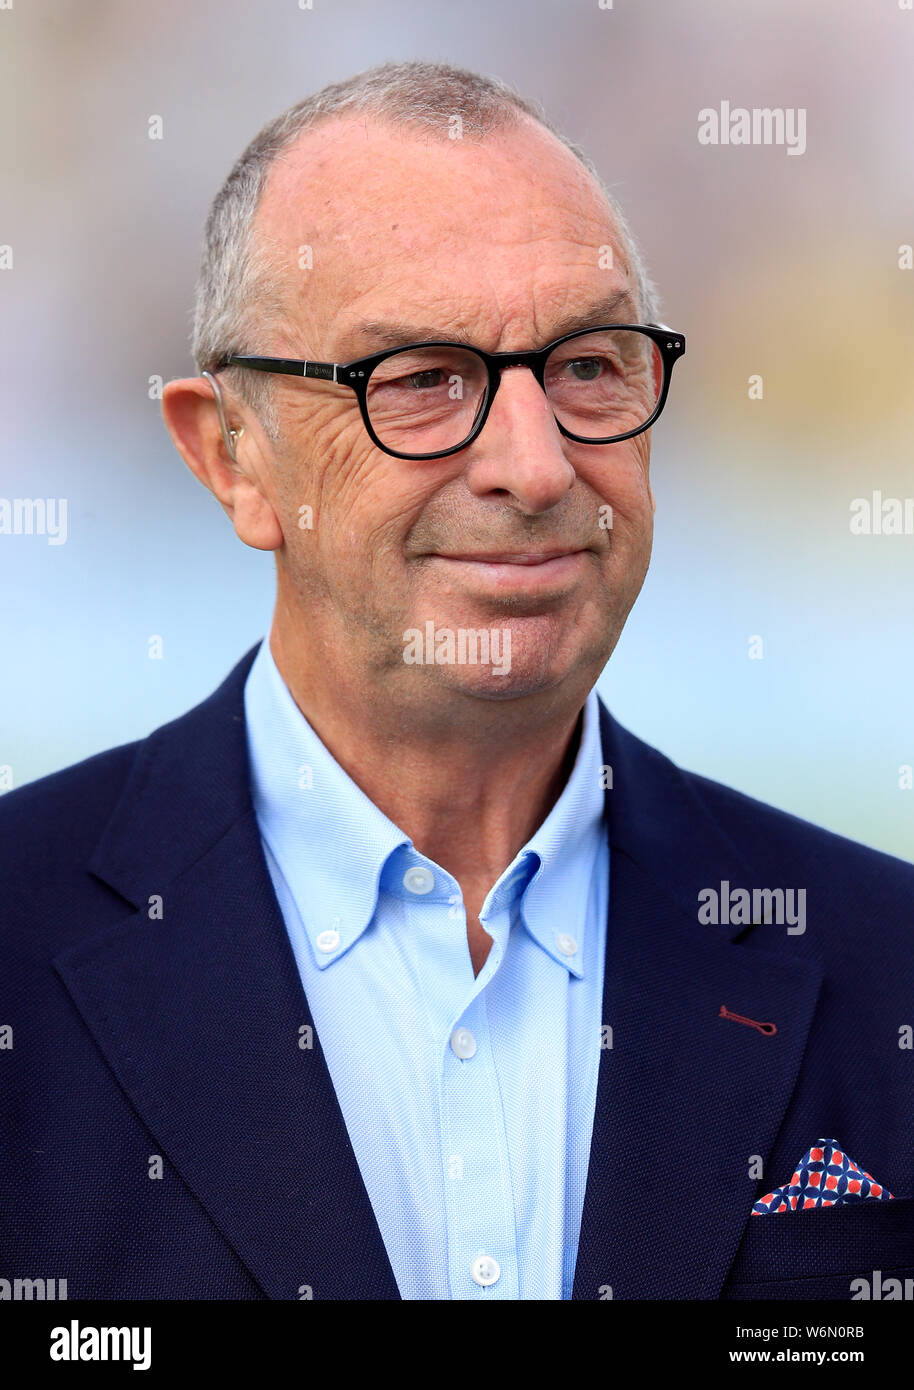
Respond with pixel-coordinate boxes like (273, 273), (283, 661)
(547, 352), (621, 388)
(371, 364), (454, 394)
(565, 356), (605, 382)
(399, 368), (449, 390)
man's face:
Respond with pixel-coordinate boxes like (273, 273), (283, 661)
(253, 115), (656, 704)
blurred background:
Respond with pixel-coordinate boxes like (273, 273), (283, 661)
(1, 0), (912, 861)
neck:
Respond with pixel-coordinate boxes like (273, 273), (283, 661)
(268, 620), (590, 908)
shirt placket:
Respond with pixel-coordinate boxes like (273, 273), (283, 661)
(431, 898), (519, 1299)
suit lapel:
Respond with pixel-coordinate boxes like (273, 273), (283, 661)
(55, 645), (400, 1301)
(572, 706), (823, 1298)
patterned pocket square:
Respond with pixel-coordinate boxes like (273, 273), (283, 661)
(753, 1138), (894, 1214)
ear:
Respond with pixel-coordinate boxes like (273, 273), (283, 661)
(161, 377), (283, 551)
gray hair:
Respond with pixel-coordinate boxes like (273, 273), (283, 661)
(191, 60), (661, 443)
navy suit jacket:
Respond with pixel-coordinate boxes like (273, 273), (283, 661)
(3, 644), (913, 1299)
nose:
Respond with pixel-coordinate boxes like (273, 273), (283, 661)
(464, 365), (575, 515)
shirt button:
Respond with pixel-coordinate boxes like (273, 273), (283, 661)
(450, 1027), (477, 1059)
(316, 929), (340, 953)
(556, 932), (578, 957)
(403, 866), (435, 895)
(471, 1254), (501, 1286)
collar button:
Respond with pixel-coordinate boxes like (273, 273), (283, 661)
(403, 866), (435, 895)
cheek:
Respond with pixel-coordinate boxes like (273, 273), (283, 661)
(276, 406), (436, 571)
(582, 442), (654, 543)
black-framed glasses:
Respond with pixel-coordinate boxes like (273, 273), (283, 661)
(215, 322), (685, 461)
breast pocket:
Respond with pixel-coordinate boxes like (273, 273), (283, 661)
(722, 1197), (914, 1300)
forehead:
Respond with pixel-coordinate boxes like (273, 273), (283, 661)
(253, 114), (635, 350)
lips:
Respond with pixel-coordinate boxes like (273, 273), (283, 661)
(425, 548), (591, 595)
(434, 550), (585, 564)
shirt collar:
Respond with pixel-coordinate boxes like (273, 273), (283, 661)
(498, 682), (606, 977)
(244, 638), (606, 977)
(244, 639), (409, 966)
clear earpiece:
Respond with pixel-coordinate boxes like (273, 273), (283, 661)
(202, 370), (245, 463)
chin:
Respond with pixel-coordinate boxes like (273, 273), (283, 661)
(397, 607), (613, 702)
(432, 664), (570, 702)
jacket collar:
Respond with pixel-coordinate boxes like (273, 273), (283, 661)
(56, 644), (821, 1300)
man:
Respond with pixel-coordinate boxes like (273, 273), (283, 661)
(2, 62), (912, 1301)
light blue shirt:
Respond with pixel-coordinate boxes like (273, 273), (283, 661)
(243, 638), (609, 1300)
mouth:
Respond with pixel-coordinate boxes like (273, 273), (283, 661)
(426, 548), (591, 592)
(438, 550), (585, 564)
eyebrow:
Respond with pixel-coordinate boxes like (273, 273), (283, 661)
(337, 289), (641, 358)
